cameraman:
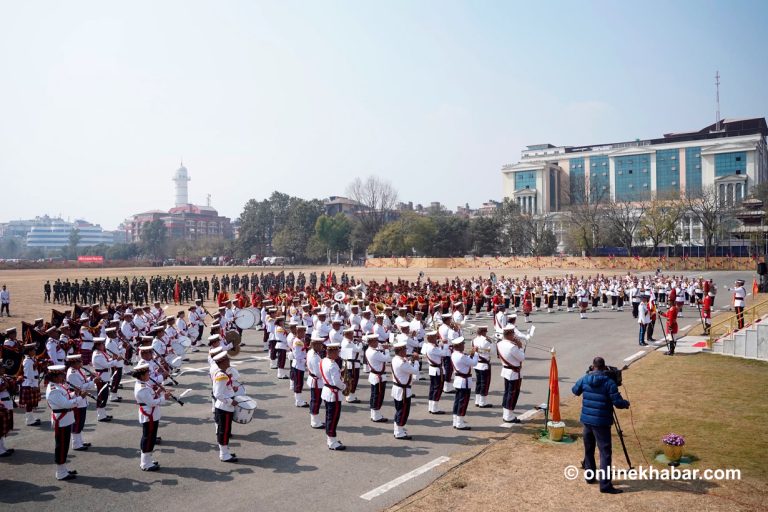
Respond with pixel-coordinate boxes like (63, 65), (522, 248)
(572, 356), (630, 494)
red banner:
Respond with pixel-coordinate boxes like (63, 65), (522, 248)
(77, 255), (104, 263)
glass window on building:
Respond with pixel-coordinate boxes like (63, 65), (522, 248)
(614, 154), (650, 201)
(589, 156), (610, 202)
(685, 147), (702, 195)
(656, 149), (680, 197)
(515, 170), (537, 191)
(569, 157), (585, 204)
(715, 151), (747, 177)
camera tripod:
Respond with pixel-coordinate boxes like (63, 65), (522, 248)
(613, 409), (633, 469)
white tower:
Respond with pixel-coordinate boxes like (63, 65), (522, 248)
(173, 162), (191, 206)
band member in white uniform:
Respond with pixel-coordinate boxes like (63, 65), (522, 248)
(132, 361), (170, 471)
(306, 336), (325, 428)
(421, 330), (450, 414)
(472, 326), (493, 408)
(319, 342), (346, 450)
(45, 365), (82, 480)
(390, 341), (420, 440)
(450, 337), (478, 430)
(211, 351), (240, 463)
(497, 325), (526, 423)
(365, 334), (390, 423)
(65, 354), (97, 451)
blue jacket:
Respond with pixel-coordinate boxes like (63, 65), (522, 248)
(571, 371), (630, 427)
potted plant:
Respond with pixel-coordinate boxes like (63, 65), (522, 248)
(661, 433), (685, 464)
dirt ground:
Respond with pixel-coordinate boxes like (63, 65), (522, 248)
(0, 265), (629, 332)
(388, 351), (768, 512)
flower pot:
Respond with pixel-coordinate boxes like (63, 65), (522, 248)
(663, 444), (683, 462)
(547, 421), (566, 442)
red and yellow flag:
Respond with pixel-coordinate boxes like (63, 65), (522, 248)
(548, 350), (561, 423)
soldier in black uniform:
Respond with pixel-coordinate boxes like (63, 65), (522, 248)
(44, 281), (52, 303)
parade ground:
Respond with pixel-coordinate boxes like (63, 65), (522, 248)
(0, 267), (762, 511)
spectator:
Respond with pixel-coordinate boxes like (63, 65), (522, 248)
(0, 285), (9, 317)
(572, 356), (630, 494)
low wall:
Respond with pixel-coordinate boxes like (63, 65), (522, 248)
(365, 256), (757, 272)
(0, 260), (156, 271)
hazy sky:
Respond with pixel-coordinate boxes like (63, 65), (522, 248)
(1, 0), (766, 230)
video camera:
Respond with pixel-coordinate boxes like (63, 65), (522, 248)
(586, 365), (623, 386)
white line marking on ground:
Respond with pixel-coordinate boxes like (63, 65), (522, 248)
(360, 456), (450, 501)
(681, 324), (692, 331)
(623, 351), (646, 363)
(498, 407), (540, 428)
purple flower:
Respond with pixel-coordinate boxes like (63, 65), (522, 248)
(662, 433), (685, 446)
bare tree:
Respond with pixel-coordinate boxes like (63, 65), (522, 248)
(603, 195), (649, 256)
(565, 175), (609, 255)
(685, 185), (732, 257)
(639, 194), (684, 255)
(346, 176), (398, 240)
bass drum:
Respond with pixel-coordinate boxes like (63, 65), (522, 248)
(247, 307), (261, 326)
(233, 395), (257, 424)
(226, 330), (241, 356)
(234, 309), (256, 330)
(1, 347), (23, 376)
(177, 335), (192, 348)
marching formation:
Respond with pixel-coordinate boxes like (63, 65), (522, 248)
(0, 269), (746, 481)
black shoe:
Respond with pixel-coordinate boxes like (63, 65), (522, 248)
(444, 389), (456, 394)
(110, 397), (122, 403)
(68, 470), (78, 475)
(600, 487), (623, 494)
(395, 435), (412, 440)
(155, 437), (162, 445)
(371, 418), (388, 423)
(0, 449), (14, 457)
(73, 446), (89, 451)
(30, 419), (41, 426)
(117, 384), (124, 390)
(222, 456), (238, 463)
(59, 473), (77, 481)
(297, 403), (309, 408)
(329, 443), (346, 451)
(142, 464), (160, 472)
(346, 399), (360, 403)
(585, 478), (597, 485)
(639, 342), (648, 346)
(664, 351), (674, 356)
(98, 416), (113, 423)
(82, 442), (92, 447)
(311, 424), (324, 429)
(503, 417), (521, 424)
(477, 404), (493, 408)
(429, 411), (445, 415)
(453, 425), (471, 431)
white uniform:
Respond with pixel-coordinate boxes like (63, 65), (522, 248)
(46, 381), (79, 479)
(497, 339), (526, 422)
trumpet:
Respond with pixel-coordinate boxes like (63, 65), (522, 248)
(67, 383), (98, 401)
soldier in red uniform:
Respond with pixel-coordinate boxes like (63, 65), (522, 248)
(699, 292), (713, 335)
(661, 303), (678, 356)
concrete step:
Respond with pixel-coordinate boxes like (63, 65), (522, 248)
(723, 333), (735, 355)
(746, 328), (759, 358)
(734, 331), (746, 357)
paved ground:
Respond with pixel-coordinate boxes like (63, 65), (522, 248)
(1, 270), (752, 511)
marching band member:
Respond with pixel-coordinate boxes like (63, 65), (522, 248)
(105, 327), (125, 402)
(20, 343), (42, 426)
(132, 361), (169, 471)
(46, 327), (65, 366)
(450, 337), (478, 430)
(65, 354), (96, 451)
(422, 330), (449, 414)
(274, 317), (290, 379)
(494, 304), (508, 335)
(733, 279), (747, 329)
(211, 351), (239, 463)
(290, 326), (309, 407)
(45, 364), (82, 480)
(91, 337), (117, 422)
(472, 326), (493, 408)
(340, 327), (362, 403)
(391, 340), (419, 440)
(0, 365), (13, 456)
(319, 342), (346, 451)
(365, 334), (390, 423)
(497, 326), (525, 423)
(306, 336), (325, 429)
(438, 314), (459, 393)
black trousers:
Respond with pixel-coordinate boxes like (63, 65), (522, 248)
(343, 367), (360, 394)
(96, 377), (109, 408)
(309, 386), (322, 415)
(474, 368), (491, 397)
(276, 349), (287, 369)
(452, 388), (470, 416)
(110, 367), (123, 393)
(582, 423), (613, 491)
(429, 372), (444, 401)
(442, 356), (453, 381)
(394, 396), (412, 427)
(72, 407), (87, 434)
(54, 423), (72, 464)
(369, 382), (386, 411)
(735, 306), (745, 329)
(215, 408), (233, 445)
(502, 377), (522, 411)
(646, 319), (655, 340)
(269, 339), (277, 360)
(632, 302), (639, 318)
(325, 399), (341, 437)
(291, 368), (304, 393)
(140, 419), (159, 453)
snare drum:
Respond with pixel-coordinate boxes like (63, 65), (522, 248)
(166, 355), (183, 369)
(233, 395), (257, 424)
(171, 341), (186, 357)
(234, 309), (256, 330)
(178, 335), (192, 348)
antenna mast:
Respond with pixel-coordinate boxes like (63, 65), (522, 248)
(715, 70), (721, 131)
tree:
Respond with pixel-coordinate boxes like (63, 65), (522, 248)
(315, 214), (352, 264)
(272, 198), (325, 261)
(639, 197), (684, 255)
(493, 198), (533, 255)
(140, 219), (167, 259)
(603, 196), (649, 256)
(346, 176), (398, 244)
(565, 177), (609, 255)
(532, 227), (558, 256)
(685, 185), (731, 257)
(428, 214), (470, 257)
(368, 213), (435, 256)
(67, 228), (81, 259)
(468, 217), (500, 256)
